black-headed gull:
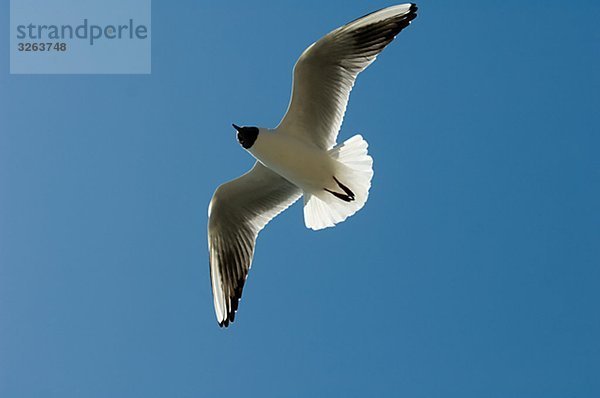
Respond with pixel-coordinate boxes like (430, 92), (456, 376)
(208, 4), (418, 327)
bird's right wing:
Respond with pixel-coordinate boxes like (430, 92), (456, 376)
(277, 3), (418, 150)
(208, 162), (301, 327)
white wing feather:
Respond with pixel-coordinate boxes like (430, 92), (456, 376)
(207, 162), (301, 327)
(277, 4), (418, 149)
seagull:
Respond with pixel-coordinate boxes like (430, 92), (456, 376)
(208, 3), (418, 327)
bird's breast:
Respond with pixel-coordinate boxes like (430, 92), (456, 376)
(248, 133), (333, 190)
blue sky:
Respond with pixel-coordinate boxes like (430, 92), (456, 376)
(1, 1), (599, 397)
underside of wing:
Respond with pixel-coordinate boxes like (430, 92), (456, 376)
(277, 3), (418, 149)
(207, 162), (301, 327)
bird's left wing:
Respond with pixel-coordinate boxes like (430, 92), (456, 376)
(277, 3), (418, 149)
(208, 162), (301, 327)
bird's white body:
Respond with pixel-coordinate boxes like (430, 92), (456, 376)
(248, 129), (337, 193)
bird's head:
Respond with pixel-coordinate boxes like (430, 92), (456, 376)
(232, 124), (259, 149)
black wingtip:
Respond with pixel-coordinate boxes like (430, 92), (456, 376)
(409, 4), (418, 20)
(218, 313), (235, 328)
(217, 313), (235, 328)
(217, 286), (244, 328)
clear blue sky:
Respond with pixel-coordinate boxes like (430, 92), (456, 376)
(1, 1), (599, 397)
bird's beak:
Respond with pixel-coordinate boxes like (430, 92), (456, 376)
(232, 123), (241, 132)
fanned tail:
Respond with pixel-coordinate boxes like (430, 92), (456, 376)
(303, 135), (374, 230)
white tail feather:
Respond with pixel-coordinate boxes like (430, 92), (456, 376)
(303, 135), (374, 230)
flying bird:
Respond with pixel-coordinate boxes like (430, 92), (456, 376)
(208, 4), (418, 327)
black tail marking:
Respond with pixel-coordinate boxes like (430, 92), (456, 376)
(333, 177), (355, 199)
(324, 176), (356, 202)
(324, 188), (354, 202)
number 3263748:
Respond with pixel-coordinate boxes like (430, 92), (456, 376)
(18, 42), (67, 51)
